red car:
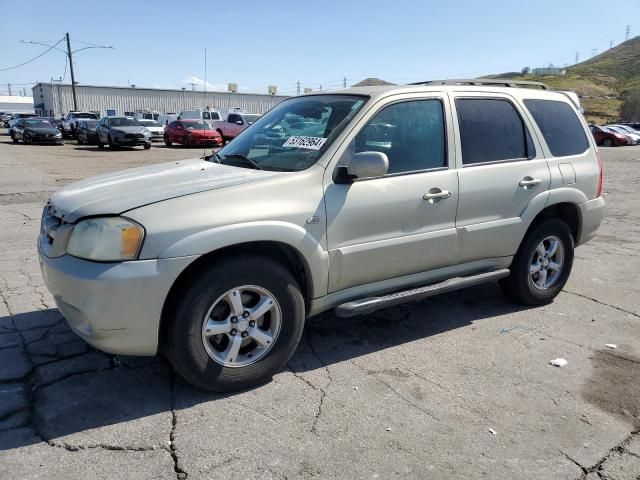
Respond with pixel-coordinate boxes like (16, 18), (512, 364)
(164, 120), (223, 147)
(590, 125), (629, 147)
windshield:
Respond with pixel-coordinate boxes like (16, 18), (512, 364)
(76, 113), (98, 119)
(24, 120), (53, 127)
(83, 120), (99, 128)
(139, 120), (162, 127)
(110, 118), (141, 127)
(245, 114), (261, 124)
(215, 95), (367, 171)
(184, 122), (211, 130)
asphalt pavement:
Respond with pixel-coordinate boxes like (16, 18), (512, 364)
(0, 133), (638, 479)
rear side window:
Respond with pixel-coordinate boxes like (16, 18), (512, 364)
(456, 98), (534, 165)
(524, 99), (589, 157)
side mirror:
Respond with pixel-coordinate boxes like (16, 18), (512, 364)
(236, 120), (243, 125)
(334, 151), (389, 184)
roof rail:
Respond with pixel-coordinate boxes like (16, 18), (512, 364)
(409, 79), (550, 90)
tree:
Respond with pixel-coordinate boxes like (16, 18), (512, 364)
(521, 67), (531, 75)
(620, 91), (640, 121)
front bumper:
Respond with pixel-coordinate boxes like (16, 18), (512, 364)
(39, 252), (199, 355)
(113, 135), (151, 146)
(577, 196), (605, 246)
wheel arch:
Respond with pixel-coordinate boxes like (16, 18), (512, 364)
(158, 240), (317, 353)
(523, 201), (581, 247)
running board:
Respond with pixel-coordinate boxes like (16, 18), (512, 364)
(334, 269), (511, 318)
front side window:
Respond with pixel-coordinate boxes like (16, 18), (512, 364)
(354, 99), (446, 174)
(456, 98), (534, 165)
(202, 112), (211, 120)
(215, 95), (367, 172)
(524, 99), (589, 157)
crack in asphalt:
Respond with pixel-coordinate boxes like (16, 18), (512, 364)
(564, 290), (640, 319)
(169, 372), (187, 480)
(561, 450), (587, 474)
(349, 361), (441, 422)
(305, 330), (333, 436)
(578, 428), (640, 479)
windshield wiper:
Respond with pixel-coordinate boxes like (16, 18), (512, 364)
(204, 150), (223, 163)
(221, 153), (264, 170)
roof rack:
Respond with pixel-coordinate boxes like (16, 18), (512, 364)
(409, 79), (550, 90)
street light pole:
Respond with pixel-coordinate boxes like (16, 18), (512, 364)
(66, 32), (78, 111)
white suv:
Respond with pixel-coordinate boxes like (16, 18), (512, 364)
(39, 80), (605, 391)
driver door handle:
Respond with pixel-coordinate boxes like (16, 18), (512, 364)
(519, 177), (542, 187)
(423, 189), (451, 200)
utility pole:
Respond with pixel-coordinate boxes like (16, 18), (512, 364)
(186, 82), (197, 91)
(7, 83), (11, 96)
(343, 76), (347, 88)
(66, 33), (78, 111)
(575, 51), (579, 64)
(296, 81), (300, 95)
(626, 25), (631, 41)
(610, 40), (614, 49)
(319, 84), (322, 91)
(591, 48), (598, 57)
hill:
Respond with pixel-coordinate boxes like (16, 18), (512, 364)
(490, 36), (640, 123)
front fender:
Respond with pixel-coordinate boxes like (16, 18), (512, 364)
(159, 221), (329, 298)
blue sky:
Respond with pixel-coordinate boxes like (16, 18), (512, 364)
(0, 0), (633, 96)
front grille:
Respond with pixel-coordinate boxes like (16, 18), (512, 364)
(41, 204), (62, 246)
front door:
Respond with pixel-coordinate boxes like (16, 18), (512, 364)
(325, 97), (458, 292)
(450, 93), (551, 263)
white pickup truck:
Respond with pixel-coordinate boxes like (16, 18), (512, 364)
(211, 112), (261, 142)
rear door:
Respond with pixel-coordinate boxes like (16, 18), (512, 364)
(450, 93), (551, 263)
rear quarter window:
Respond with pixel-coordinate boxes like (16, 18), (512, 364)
(524, 99), (589, 157)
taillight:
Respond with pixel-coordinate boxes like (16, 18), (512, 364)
(596, 151), (603, 198)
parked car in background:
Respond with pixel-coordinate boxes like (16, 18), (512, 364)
(211, 112), (261, 142)
(137, 119), (164, 141)
(164, 120), (223, 147)
(605, 125), (640, 145)
(590, 125), (630, 147)
(38, 81), (605, 392)
(10, 118), (63, 144)
(178, 109), (223, 125)
(8, 112), (37, 128)
(62, 111), (100, 137)
(95, 116), (152, 149)
(76, 119), (100, 145)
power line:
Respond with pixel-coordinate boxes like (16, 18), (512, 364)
(0, 38), (64, 72)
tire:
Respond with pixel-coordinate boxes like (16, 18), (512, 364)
(108, 135), (117, 149)
(77, 137), (84, 145)
(143, 143), (151, 150)
(500, 218), (574, 306)
(183, 135), (190, 147)
(11, 134), (18, 143)
(166, 255), (305, 392)
(603, 138), (614, 147)
(97, 139), (104, 149)
(164, 135), (172, 146)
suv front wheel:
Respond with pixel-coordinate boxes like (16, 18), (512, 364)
(166, 255), (305, 391)
(500, 218), (574, 305)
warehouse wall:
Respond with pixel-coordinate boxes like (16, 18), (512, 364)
(32, 83), (289, 117)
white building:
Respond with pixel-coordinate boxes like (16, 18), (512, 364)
(0, 95), (34, 113)
(32, 83), (289, 117)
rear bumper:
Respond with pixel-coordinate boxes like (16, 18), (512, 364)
(577, 196), (605, 246)
(39, 252), (199, 355)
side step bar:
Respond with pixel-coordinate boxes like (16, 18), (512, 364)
(334, 269), (511, 318)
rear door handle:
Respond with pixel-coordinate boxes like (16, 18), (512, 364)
(423, 189), (451, 201)
(519, 177), (542, 188)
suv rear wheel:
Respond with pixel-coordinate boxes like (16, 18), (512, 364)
(166, 255), (305, 391)
(500, 218), (574, 305)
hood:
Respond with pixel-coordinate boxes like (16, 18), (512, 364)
(26, 126), (60, 135)
(50, 158), (284, 222)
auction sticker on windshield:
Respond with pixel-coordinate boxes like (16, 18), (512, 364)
(282, 136), (327, 150)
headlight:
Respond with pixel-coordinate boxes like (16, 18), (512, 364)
(55, 132), (62, 137)
(143, 130), (151, 137)
(66, 217), (144, 261)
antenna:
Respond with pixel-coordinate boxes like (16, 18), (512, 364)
(575, 50), (579, 64)
(296, 80), (300, 95)
(203, 47), (207, 158)
(626, 25), (631, 41)
(591, 48), (598, 57)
